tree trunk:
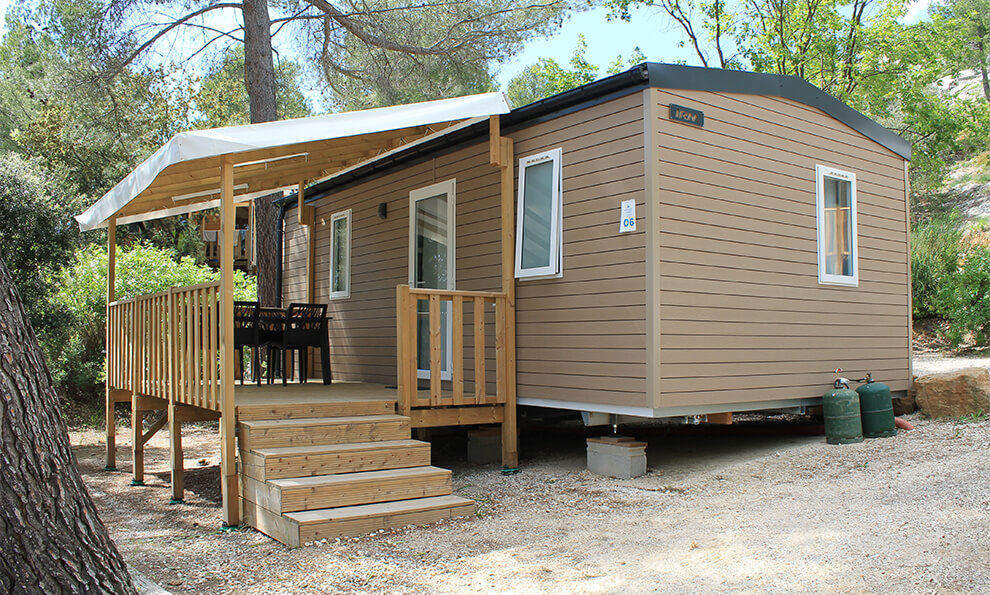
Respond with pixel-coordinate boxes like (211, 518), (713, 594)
(0, 255), (136, 595)
(242, 0), (280, 306)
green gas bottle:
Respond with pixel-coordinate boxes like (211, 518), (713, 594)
(823, 379), (864, 445)
(856, 373), (897, 438)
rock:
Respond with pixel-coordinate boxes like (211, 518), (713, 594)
(894, 389), (918, 415)
(913, 367), (990, 418)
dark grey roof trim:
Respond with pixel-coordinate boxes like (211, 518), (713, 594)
(280, 63), (909, 208)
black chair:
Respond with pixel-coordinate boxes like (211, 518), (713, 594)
(258, 307), (287, 385)
(281, 303), (331, 385)
(234, 301), (259, 385)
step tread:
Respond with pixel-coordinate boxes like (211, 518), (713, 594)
(240, 414), (408, 429)
(269, 466), (449, 490)
(250, 439), (427, 458)
(285, 495), (475, 525)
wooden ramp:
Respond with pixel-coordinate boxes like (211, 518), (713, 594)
(236, 383), (475, 547)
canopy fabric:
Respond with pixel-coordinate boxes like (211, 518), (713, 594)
(75, 92), (511, 231)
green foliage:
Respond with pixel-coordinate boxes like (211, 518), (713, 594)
(0, 152), (84, 333)
(314, 0), (571, 110)
(194, 46), (312, 128)
(44, 242), (257, 402)
(911, 213), (964, 319)
(0, 0), (195, 198)
(507, 36), (646, 107)
(939, 244), (990, 346)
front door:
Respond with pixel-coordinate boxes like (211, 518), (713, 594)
(409, 179), (455, 380)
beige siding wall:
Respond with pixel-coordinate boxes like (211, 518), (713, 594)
(280, 93), (650, 410)
(513, 92), (648, 410)
(653, 89), (911, 410)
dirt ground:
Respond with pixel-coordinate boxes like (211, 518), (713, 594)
(73, 405), (990, 594)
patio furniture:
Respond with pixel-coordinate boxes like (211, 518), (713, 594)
(282, 303), (331, 385)
(234, 301), (260, 385)
(258, 307), (287, 385)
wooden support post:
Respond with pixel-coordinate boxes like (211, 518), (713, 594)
(296, 180), (306, 225)
(169, 402), (184, 502)
(105, 216), (117, 471)
(498, 136), (518, 470)
(219, 156), (240, 526)
(303, 182), (316, 379)
(131, 394), (144, 485)
(489, 115), (502, 167)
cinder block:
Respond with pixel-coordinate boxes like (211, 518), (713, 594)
(467, 428), (501, 465)
(587, 436), (647, 479)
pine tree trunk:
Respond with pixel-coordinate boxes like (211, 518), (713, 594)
(0, 255), (136, 594)
(243, 0), (280, 306)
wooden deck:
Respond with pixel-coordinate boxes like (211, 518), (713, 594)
(235, 381), (505, 428)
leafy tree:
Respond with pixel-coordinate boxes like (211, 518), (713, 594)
(0, 153), (84, 335)
(0, 0), (194, 199)
(507, 36), (646, 107)
(195, 45), (311, 127)
(932, 0), (990, 102)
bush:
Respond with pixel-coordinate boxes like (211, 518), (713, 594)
(43, 242), (257, 404)
(0, 153), (84, 333)
(940, 245), (990, 347)
(911, 213), (964, 319)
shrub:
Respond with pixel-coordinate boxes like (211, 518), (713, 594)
(0, 153), (84, 333)
(940, 245), (990, 347)
(43, 242), (256, 404)
(911, 213), (964, 319)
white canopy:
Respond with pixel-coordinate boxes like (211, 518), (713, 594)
(75, 92), (511, 231)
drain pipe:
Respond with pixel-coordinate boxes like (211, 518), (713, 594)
(274, 203), (288, 308)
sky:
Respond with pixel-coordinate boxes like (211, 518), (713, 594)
(495, 0), (935, 90)
(0, 0), (936, 110)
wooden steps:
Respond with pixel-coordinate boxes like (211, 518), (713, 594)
(239, 414), (409, 450)
(240, 439), (432, 481)
(242, 466), (453, 513)
(237, 397), (474, 546)
(236, 398), (395, 421)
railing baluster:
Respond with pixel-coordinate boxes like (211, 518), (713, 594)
(429, 294), (441, 406)
(451, 295), (464, 405)
(495, 297), (506, 405)
(473, 296), (485, 404)
(209, 286), (217, 411)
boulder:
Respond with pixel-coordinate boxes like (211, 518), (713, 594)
(912, 367), (990, 418)
(894, 386), (918, 415)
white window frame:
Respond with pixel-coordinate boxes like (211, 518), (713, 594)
(407, 179), (456, 291)
(515, 148), (563, 280)
(815, 165), (859, 287)
(329, 209), (351, 299)
(408, 179), (456, 381)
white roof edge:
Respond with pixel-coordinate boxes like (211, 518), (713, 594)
(75, 92), (511, 231)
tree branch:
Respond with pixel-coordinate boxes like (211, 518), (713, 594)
(108, 3), (243, 77)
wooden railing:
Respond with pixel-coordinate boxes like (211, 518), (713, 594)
(107, 298), (136, 392)
(396, 285), (511, 416)
(106, 281), (222, 411)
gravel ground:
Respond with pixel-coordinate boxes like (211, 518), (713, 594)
(72, 409), (990, 594)
(913, 353), (990, 376)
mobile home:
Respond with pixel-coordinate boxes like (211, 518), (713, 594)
(279, 63), (911, 420)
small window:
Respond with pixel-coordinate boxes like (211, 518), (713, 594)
(330, 209), (351, 299)
(515, 148), (563, 279)
(816, 165), (858, 286)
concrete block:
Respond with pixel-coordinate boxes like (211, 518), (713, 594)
(587, 436), (647, 479)
(467, 428), (501, 465)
